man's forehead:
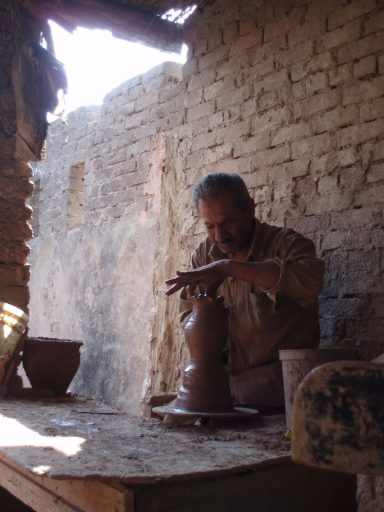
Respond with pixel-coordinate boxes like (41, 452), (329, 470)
(198, 194), (244, 218)
(197, 190), (238, 208)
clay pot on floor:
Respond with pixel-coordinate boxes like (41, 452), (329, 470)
(22, 337), (83, 395)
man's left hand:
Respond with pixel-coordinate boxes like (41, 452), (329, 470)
(165, 260), (227, 296)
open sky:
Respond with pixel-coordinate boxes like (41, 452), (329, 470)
(49, 20), (187, 114)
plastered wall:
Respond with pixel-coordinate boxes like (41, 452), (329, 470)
(30, 0), (384, 430)
(28, 65), (182, 412)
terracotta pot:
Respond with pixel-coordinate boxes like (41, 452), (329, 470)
(22, 337), (83, 395)
(176, 295), (234, 413)
(279, 348), (360, 430)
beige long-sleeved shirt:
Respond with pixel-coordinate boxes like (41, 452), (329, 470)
(180, 219), (325, 407)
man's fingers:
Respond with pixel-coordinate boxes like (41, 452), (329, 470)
(165, 276), (180, 285)
(165, 264), (225, 297)
(165, 271), (195, 284)
(165, 282), (184, 296)
(165, 274), (200, 288)
(165, 276), (191, 287)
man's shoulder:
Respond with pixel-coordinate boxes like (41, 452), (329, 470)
(255, 220), (316, 254)
(258, 220), (311, 242)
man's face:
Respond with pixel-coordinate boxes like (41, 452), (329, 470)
(198, 190), (255, 256)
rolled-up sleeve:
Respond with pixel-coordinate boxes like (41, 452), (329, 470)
(261, 231), (325, 309)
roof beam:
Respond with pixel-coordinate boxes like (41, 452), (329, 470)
(20, 0), (185, 52)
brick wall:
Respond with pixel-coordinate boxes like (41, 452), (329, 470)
(30, 0), (384, 428)
(175, 0), (384, 365)
(0, 5), (33, 312)
(34, 107), (99, 236)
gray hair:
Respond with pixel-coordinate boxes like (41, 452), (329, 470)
(192, 173), (251, 211)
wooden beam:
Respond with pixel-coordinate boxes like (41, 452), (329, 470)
(0, 455), (134, 512)
(134, 462), (356, 512)
(20, 0), (184, 52)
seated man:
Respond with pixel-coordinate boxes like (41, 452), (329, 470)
(166, 173), (325, 411)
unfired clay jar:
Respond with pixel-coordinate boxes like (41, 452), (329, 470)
(22, 337), (83, 395)
(176, 295), (234, 412)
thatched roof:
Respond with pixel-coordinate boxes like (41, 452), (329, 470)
(19, 0), (210, 52)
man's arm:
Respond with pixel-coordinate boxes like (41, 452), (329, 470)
(167, 229), (325, 309)
(264, 230), (325, 307)
(167, 259), (280, 295)
(176, 258), (280, 325)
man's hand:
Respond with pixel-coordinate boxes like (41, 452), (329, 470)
(165, 260), (228, 296)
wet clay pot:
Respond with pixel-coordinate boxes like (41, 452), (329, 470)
(176, 295), (234, 413)
(22, 337), (83, 395)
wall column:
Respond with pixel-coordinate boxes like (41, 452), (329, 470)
(0, 158), (33, 310)
(0, 2), (55, 312)
(0, 4), (33, 311)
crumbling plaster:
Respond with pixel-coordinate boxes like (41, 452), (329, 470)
(28, 89), (173, 411)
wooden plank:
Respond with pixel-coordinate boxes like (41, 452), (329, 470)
(20, 0), (184, 52)
(0, 456), (134, 512)
(134, 461), (356, 512)
(292, 361), (384, 475)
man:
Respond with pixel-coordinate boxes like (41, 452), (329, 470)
(166, 173), (325, 410)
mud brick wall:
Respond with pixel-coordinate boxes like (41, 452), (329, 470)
(34, 107), (100, 236)
(179, 0), (384, 363)
(0, 6), (33, 312)
(29, 0), (384, 432)
(0, 159), (32, 311)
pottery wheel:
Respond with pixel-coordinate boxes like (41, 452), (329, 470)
(152, 405), (259, 420)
